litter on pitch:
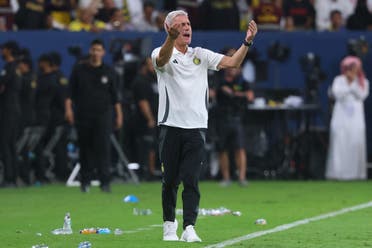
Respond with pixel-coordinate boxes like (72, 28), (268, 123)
(80, 228), (111, 234)
(78, 241), (92, 248)
(32, 244), (48, 248)
(176, 207), (242, 216)
(51, 212), (73, 235)
(133, 208), (152, 215)
(255, 218), (267, 225)
(114, 228), (124, 235)
(123, 195), (139, 203)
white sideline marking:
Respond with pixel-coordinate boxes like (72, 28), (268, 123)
(205, 201), (372, 248)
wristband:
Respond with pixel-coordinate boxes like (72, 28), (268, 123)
(243, 40), (253, 47)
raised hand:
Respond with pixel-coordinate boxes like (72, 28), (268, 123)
(166, 23), (181, 40)
(246, 20), (258, 42)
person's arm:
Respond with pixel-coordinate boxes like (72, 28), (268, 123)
(114, 102), (123, 129)
(234, 90), (254, 102)
(218, 20), (258, 70)
(64, 98), (74, 124)
(350, 79), (369, 100)
(138, 99), (156, 128)
(156, 23), (181, 67)
(65, 65), (78, 124)
(332, 76), (352, 101)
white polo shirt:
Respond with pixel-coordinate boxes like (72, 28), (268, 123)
(151, 46), (223, 129)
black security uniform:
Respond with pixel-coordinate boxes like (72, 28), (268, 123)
(0, 60), (22, 185)
(216, 77), (251, 151)
(17, 70), (36, 183)
(132, 72), (158, 173)
(69, 61), (119, 187)
(19, 71), (36, 128)
(50, 70), (69, 180)
(33, 70), (61, 181)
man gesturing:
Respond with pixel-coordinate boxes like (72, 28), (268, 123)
(152, 10), (257, 242)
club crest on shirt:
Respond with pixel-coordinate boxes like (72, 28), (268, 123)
(193, 57), (201, 65)
(101, 75), (108, 84)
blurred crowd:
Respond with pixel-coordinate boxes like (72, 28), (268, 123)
(0, 0), (371, 32)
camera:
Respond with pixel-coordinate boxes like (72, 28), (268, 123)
(267, 41), (290, 62)
(347, 36), (369, 58)
(299, 53), (327, 103)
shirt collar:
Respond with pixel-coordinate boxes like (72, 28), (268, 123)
(173, 46), (193, 55)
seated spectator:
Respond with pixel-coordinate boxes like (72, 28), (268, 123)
(105, 7), (135, 31)
(199, 0), (240, 30)
(176, 0), (203, 29)
(45, 0), (76, 30)
(329, 9), (346, 31)
(95, 0), (116, 23)
(314, 0), (354, 31)
(68, 7), (105, 32)
(133, 1), (158, 32)
(112, 0), (143, 27)
(346, 0), (372, 30)
(283, 0), (316, 31)
(253, 0), (282, 30)
(15, 0), (48, 29)
(0, 0), (18, 31)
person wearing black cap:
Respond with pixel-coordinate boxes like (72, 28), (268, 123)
(0, 40), (22, 187)
(65, 39), (123, 193)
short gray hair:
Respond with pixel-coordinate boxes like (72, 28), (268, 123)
(164, 10), (188, 28)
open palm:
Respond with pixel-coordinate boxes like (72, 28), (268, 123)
(246, 20), (258, 42)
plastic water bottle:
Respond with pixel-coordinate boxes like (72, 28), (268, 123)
(52, 213), (72, 235)
(32, 245), (48, 248)
(114, 228), (123, 235)
(96, 228), (111, 234)
(63, 212), (72, 231)
(78, 241), (92, 248)
(79, 228), (97, 234)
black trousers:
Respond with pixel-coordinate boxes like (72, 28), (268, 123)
(76, 115), (112, 186)
(0, 110), (20, 184)
(159, 125), (206, 229)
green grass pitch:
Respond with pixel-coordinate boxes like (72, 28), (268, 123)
(1, 181), (371, 247)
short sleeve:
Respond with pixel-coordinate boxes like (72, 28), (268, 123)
(151, 47), (164, 71)
(201, 48), (224, 71)
(133, 80), (148, 102)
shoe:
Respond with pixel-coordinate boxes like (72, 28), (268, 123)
(80, 184), (90, 193)
(180, 225), (202, 242)
(100, 184), (111, 193)
(238, 179), (248, 187)
(163, 219), (179, 241)
(219, 180), (231, 187)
